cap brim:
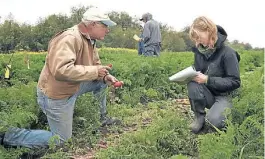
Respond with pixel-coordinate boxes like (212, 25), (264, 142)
(101, 20), (117, 27)
(139, 18), (143, 21)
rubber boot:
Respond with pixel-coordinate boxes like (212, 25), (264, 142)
(100, 114), (121, 127)
(189, 113), (205, 133)
(189, 99), (207, 134)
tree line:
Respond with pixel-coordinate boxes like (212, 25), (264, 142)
(0, 5), (262, 53)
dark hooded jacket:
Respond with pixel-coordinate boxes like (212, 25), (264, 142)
(191, 25), (241, 96)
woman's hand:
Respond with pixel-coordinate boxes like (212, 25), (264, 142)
(193, 72), (208, 84)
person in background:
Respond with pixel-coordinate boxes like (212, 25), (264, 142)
(139, 12), (162, 57)
(187, 16), (241, 134)
(138, 23), (145, 55)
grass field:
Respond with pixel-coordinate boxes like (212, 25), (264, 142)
(0, 48), (264, 159)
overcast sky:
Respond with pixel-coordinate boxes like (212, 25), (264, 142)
(0, 0), (264, 48)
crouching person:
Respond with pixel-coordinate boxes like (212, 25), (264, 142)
(0, 7), (121, 149)
(187, 16), (241, 134)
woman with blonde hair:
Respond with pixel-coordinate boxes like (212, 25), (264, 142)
(187, 16), (241, 133)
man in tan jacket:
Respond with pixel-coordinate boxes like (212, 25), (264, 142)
(0, 7), (120, 149)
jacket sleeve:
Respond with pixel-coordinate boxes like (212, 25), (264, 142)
(48, 35), (99, 82)
(142, 23), (151, 43)
(206, 51), (241, 92)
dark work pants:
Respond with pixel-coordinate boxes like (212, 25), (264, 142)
(144, 44), (161, 57)
(187, 81), (232, 128)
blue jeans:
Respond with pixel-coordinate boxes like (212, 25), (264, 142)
(3, 81), (107, 149)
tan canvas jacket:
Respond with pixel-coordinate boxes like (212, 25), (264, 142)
(38, 25), (102, 99)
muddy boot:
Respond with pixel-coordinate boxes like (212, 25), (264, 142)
(189, 113), (205, 134)
(189, 98), (207, 134)
(100, 115), (122, 127)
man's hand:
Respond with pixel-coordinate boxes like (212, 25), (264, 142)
(192, 72), (208, 84)
(98, 66), (111, 78)
(104, 74), (118, 84)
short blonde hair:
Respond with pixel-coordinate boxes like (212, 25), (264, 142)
(189, 16), (218, 48)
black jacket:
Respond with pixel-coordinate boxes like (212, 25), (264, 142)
(192, 25), (241, 95)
